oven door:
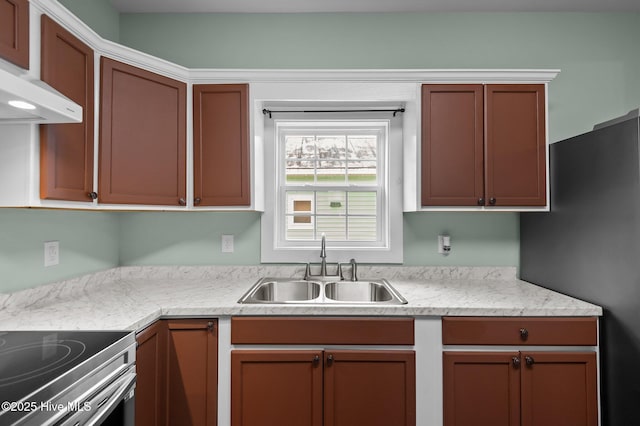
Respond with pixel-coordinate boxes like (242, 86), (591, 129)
(58, 367), (136, 426)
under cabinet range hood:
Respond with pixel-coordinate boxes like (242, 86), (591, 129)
(0, 66), (82, 123)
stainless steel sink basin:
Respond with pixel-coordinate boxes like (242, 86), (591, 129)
(238, 278), (407, 305)
(324, 280), (407, 304)
(238, 279), (322, 304)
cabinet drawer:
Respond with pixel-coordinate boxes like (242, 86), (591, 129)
(442, 317), (597, 346)
(231, 317), (414, 345)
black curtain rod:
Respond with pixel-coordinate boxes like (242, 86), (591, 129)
(262, 108), (405, 119)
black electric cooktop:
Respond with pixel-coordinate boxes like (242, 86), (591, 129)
(0, 330), (130, 404)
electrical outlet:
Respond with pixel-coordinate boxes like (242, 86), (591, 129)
(221, 234), (234, 253)
(44, 241), (59, 267)
(438, 234), (451, 256)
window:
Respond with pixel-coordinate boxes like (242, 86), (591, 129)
(280, 123), (383, 243)
(261, 111), (403, 264)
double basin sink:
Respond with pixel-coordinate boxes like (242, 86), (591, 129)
(238, 277), (407, 305)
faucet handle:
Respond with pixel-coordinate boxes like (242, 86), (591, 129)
(337, 263), (344, 281)
(349, 258), (358, 282)
(304, 263), (311, 280)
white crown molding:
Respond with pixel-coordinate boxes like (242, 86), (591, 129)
(30, 0), (190, 81)
(32, 1), (559, 85)
(188, 68), (560, 83)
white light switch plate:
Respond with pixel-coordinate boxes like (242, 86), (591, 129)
(221, 234), (234, 253)
(44, 241), (59, 267)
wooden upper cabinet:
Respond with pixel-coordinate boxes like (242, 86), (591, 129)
(99, 57), (186, 206)
(421, 83), (546, 208)
(0, 0), (29, 69)
(421, 84), (484, 206)
(40, 15), (94, 201)
(485, 84), (546, 206)
(193, 84), (250, 206)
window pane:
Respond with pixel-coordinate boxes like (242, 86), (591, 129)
(348, 160), (377, 185)
(316, 191), (346, 215)
(348, 217), (377, 241)
(348, 192), (377, 215)
(348, 135), (377, 160)
(285, 135), (315, 159)
(286, 160), (315, 184)
(317, 216), (346, 241)
(286, 191), (314, 214)
(317, 161), (346, 184)
(285, 218), (315, 240)
(316, 135), (346, 160)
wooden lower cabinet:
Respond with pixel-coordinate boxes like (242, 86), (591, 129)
(443, 351), (597, 426)
(231, 349), (415, 426)
(167, 319), (218, 426)
(136, 320), (168, 426)
(136, 319), (218, 426)
(520, 352), (598, 426)
(231, 350), (323, 426)
(324, 350), (416, 426)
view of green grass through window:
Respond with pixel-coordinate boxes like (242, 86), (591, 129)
(282, 130), (381, 242)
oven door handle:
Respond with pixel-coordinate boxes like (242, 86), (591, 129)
(59, 368), (136, 426)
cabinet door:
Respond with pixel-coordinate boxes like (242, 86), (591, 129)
(324, 350), (416, 426)
(99, 57), (186, 206)
(135, 321), (168, 426)
(40, 15), (94, 201)
(421, 84), (484, 206)
(167, 319), (218, 426)
(231, 350), (323, 426)
(443, 351), (520, 426)
(193, 84), (250, 206)
(0, 0), (28, 68)
(485, 84), (546, 206)
(520, 352), (598, 426)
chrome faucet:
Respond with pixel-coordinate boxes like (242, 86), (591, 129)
(320, 233), (327, 277)
(304, 233), (343, 281)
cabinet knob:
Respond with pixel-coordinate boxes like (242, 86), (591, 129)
(313, 355), (320, 365)
(178, 198), (187, 206)
(512, 356), (521, 368)
(88, 192), (98, 200)
(489, 197), (497, 205)
(207, 321), (214, 332)
(194, 197), (202, 206)
(327, 354), (334, 366)
(525, 355), (535, 366)
(519, 328), (529, 341)
(477, 198), (485, 206)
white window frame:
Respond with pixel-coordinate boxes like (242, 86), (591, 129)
(261, 108), (403, 264)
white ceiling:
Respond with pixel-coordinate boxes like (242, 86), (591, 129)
(109, 0), (640, 13)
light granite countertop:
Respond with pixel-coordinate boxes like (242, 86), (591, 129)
(0, 266), (602, 331)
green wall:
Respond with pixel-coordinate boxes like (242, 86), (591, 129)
(59, 0), (120, 42)
(0, 209), (119, 293)
(118, 212), (261, 265)
(118, 12), (640, 142)
(5, 5), (638, 292)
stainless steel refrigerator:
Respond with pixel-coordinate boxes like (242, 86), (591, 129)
(520, 111), (640, 426)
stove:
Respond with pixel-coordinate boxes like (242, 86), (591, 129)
(0, 330), (136, 426)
